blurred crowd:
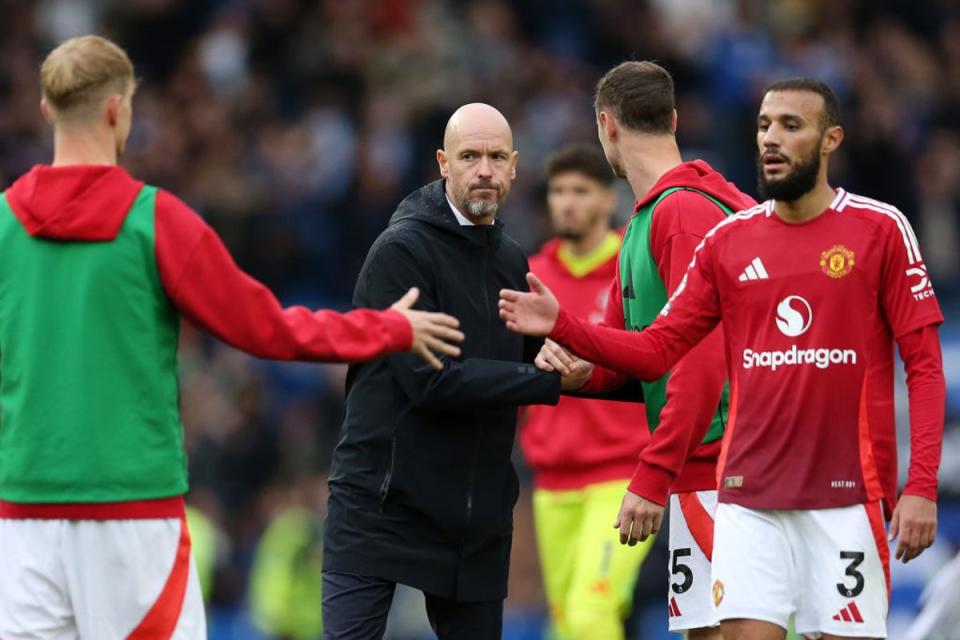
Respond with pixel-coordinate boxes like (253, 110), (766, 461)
(2, 0), (959, 637)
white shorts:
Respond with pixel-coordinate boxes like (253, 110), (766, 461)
(667, 490), (719, 632)
(0, 517), (206, 639)
(712, 502), (889, 638)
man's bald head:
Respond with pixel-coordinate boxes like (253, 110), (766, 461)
(437, 103), (518, 224)
(443, 103), (513, 152)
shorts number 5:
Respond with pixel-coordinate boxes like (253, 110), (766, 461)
(671, 548), (693, 594)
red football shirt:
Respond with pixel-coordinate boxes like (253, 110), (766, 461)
(551, 189), (944, 511)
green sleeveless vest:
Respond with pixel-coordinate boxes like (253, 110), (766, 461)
(0, 186), (186, 503)
(619, 187), (730, 441)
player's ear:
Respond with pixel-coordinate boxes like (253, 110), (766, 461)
(599, 111), (617, 141)
(671, 109), (678, 134)
(105, 93), (122, 127)
(437, 149), (449, 178)
(509, 150), (518, 180)
(40, 98), (54, 124)
(822, 125), (844, 155)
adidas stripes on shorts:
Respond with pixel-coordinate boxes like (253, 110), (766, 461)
(711, 501), (889, 638)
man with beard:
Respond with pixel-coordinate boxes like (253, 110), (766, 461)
(499, 78), (945, 640)
(322, 103), (562, 640)
(522, 144), (654, 640)
(534, 62), (755, 640)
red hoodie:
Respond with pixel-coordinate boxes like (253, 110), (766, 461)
(5, 165), (413, 362)
(522, 237), (649, 490)
(582, 161), (757, 505)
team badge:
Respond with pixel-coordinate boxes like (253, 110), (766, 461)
(712, 580), (725, 607)
(820, 245), (855, 279)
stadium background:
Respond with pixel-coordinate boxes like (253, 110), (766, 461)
(2, 0), (960, 638)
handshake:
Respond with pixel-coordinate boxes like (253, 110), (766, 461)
(394, 271), (590, 389)
(534, 338), (594, 391)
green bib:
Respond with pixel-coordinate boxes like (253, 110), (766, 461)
(0, 186), (186, 503)
(619, 187), (731, 441)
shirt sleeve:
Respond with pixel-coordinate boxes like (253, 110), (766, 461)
(550, 231), (723, 383)
(897, 324), (946, 501)
(579, 271), (631, 394)
(626, 194), (729, 504)
(879, 215), (944, 337)
(365, 240), (560, 411)
(153, 190), (413, 362)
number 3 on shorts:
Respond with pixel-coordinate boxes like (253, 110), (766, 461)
(836, 550), (865, 598)
(671, 547), (693, 594)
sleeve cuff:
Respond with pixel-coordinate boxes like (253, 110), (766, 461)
(627, 460), (674, 507)
(381, 308), (414, 352)
(901, 483), (938, 502)
(548, 307), (576, 343)
(543, 371), (562, 405)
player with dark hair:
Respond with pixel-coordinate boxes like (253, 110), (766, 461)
(0, 35), (463, 639)
(521, 143), (653, 640)
(534, 61), (755, 639)
(501, 77), (945, 640)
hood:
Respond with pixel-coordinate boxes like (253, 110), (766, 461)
(636, 160), (755, 214)
(388, 179), (503, 246)
(5, 165), (144, 241)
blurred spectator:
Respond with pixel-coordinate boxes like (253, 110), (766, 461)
(2, 1), (958, 637)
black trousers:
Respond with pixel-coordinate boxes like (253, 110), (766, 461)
(322, 570), (503, 640)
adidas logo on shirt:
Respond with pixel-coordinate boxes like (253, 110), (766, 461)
(738, 257), (769, 282)
(832, 601), (865, 623)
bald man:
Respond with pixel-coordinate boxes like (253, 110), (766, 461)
(322, 103), (562, 639)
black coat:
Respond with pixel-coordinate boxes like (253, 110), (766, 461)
(323, 180), (560, 602)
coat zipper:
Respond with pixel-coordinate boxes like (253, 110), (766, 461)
(378, 432), (398, 512)
(464, 237), (492, 532)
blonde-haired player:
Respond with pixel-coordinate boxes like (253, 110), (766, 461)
(0, 35), (462, 639)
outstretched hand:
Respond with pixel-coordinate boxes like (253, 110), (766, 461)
(499, 273), (560, 337)
(391, 288), (464, 370)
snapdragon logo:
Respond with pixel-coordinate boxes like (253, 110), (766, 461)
(775, 295), (812, 337)
(742, 294), (858, 371)
(743, 346), (857, 371)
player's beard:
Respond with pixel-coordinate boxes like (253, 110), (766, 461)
(466, 198), (499, 217)
(455, 180), (505, 219)
(757, 145), (821, 202)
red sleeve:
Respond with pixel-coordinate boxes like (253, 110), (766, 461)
(550, 230), (723, 383)
(153, 190), (413, 361)
(879, 214), (944, 337)
(897, 324), (945, 501)
(579, 270), (630, 393)
(627, 194), (729, 504)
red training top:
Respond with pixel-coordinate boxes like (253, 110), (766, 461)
(583, 161), (756, 505)
(7, 165), (413, 363)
